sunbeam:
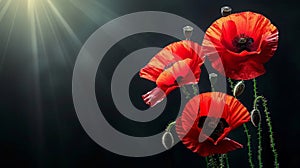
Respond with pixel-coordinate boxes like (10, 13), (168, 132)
(0, 0), (117, 62)
(0, 0), (114, 165)
(47, 0), (81, 46)
(0, 0), (19, 68)
(27, 1), (44, 166)
(69, 0), (117, 25)
(0, 0), (12, 22)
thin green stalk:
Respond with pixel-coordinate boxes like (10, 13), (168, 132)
(257, 122), (263, 168)
(254, 96), (279, 168)
(225, 154), (230, 168)
(210, 81), (215, 92)
(181, 85), (191, 99)
(227, 78), (234, 92)
(208, 155), (217, 168)
(211, 85), (215, 92)
(243, 124), (254, 168)
(192, 84), (199, 96)
(253, 78), (258, 98)
(253, 78), (263, 168)
(165, 121), (176, 132)
(263, 99), (279, 168)
(219, 154), (225, 168)
(205, 157), (209, 168)
(230, 78), (253, 168)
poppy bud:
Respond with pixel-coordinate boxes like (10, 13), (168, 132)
(183, 26), (193, 40)
(233, 81), (245, 97)
(221, 6), (232, 17)
(250, 108), (261, 127)
(162, 131), (174, 150)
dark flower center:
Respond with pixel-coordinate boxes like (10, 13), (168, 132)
(232, 34), (254, 53)
(198, 116), (229, 141)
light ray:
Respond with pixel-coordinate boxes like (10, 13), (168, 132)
(0, 0), (19, 68)
(69, 0), (117, 25)
(0, 0), (12, 22)
(27, 0), (45, 166)
(47, 0), (81, 46)
(28, 0), (38, 59)
(40, 2), (73, 68)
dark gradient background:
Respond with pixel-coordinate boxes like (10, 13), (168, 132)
(0, 0), (299, 167)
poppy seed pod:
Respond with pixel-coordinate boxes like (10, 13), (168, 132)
(183, 26), (193, 40)
(162, 131), (174, 150)
(250, 108), (261, 127)
(233, 81), (245, 97)
(221, 6), (232, 16)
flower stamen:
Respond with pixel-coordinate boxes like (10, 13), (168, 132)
(232, 34), (254, 53)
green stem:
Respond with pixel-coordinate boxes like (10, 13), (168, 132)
(253, 78), (263, 168)
(257, 122), (263, 168)
(254, 96), (279, 168)
(182, 85), (191, 99)
(219, 154), (225, 168)
(225, 154), (230, 168)
(253, 78), (258, 98)
(230, 78), (252, 168)
(208, 155), (217, 168)
(210, 81), (216, 92)
(205, 157), (209, 168)
(227, 78), (234, 92)
(165, 121), (176, 132)
(243, 124), (254, 168)
(192, 84), (199, 96)
(211, 85), (215, 92)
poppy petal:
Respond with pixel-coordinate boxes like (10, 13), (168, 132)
(140, 40), (204, 107)
(141, 87), (166, 107)
(176, 116), (202, 153)
(140, 40), (204, 82)
(226, 94), (251, 129)
(176, 92), (249, 155)
(220, 20), (238, 51)
(156, 58), (198, 89)
(196, 137), (243, 156)
(140, 66), (163, 82)
(202, 11), (279, 80)
(177, 115), (243, 156)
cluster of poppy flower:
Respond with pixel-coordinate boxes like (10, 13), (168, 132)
(139, 7), (279, 167)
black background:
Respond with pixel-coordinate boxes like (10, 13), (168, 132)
(0, 0), (299, 167)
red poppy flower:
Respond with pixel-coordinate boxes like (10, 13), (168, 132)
(140, 40), (204, 107)
(176, 92), (250, 156)
(202, 11), (279, 80)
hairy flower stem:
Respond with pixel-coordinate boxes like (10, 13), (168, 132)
(253, 95), (279, 168)
(192, 84), (199, 96)
(218, 154), (225, 168)
(165, 121), (176, 132)
(243, 124), (254, 168)
(252, 79), (263, 168)
(225, 154), (230, 168)
(229, 78), (253, 168)
(253, 78), (258, 98)
(181, 85), (191, 99)
(257, 122), (262, 168)
(227, 78), (234, 93)
(205, 157), (209, 168)
(208, 155), (217, 168)
(228, 78), (252, 168)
